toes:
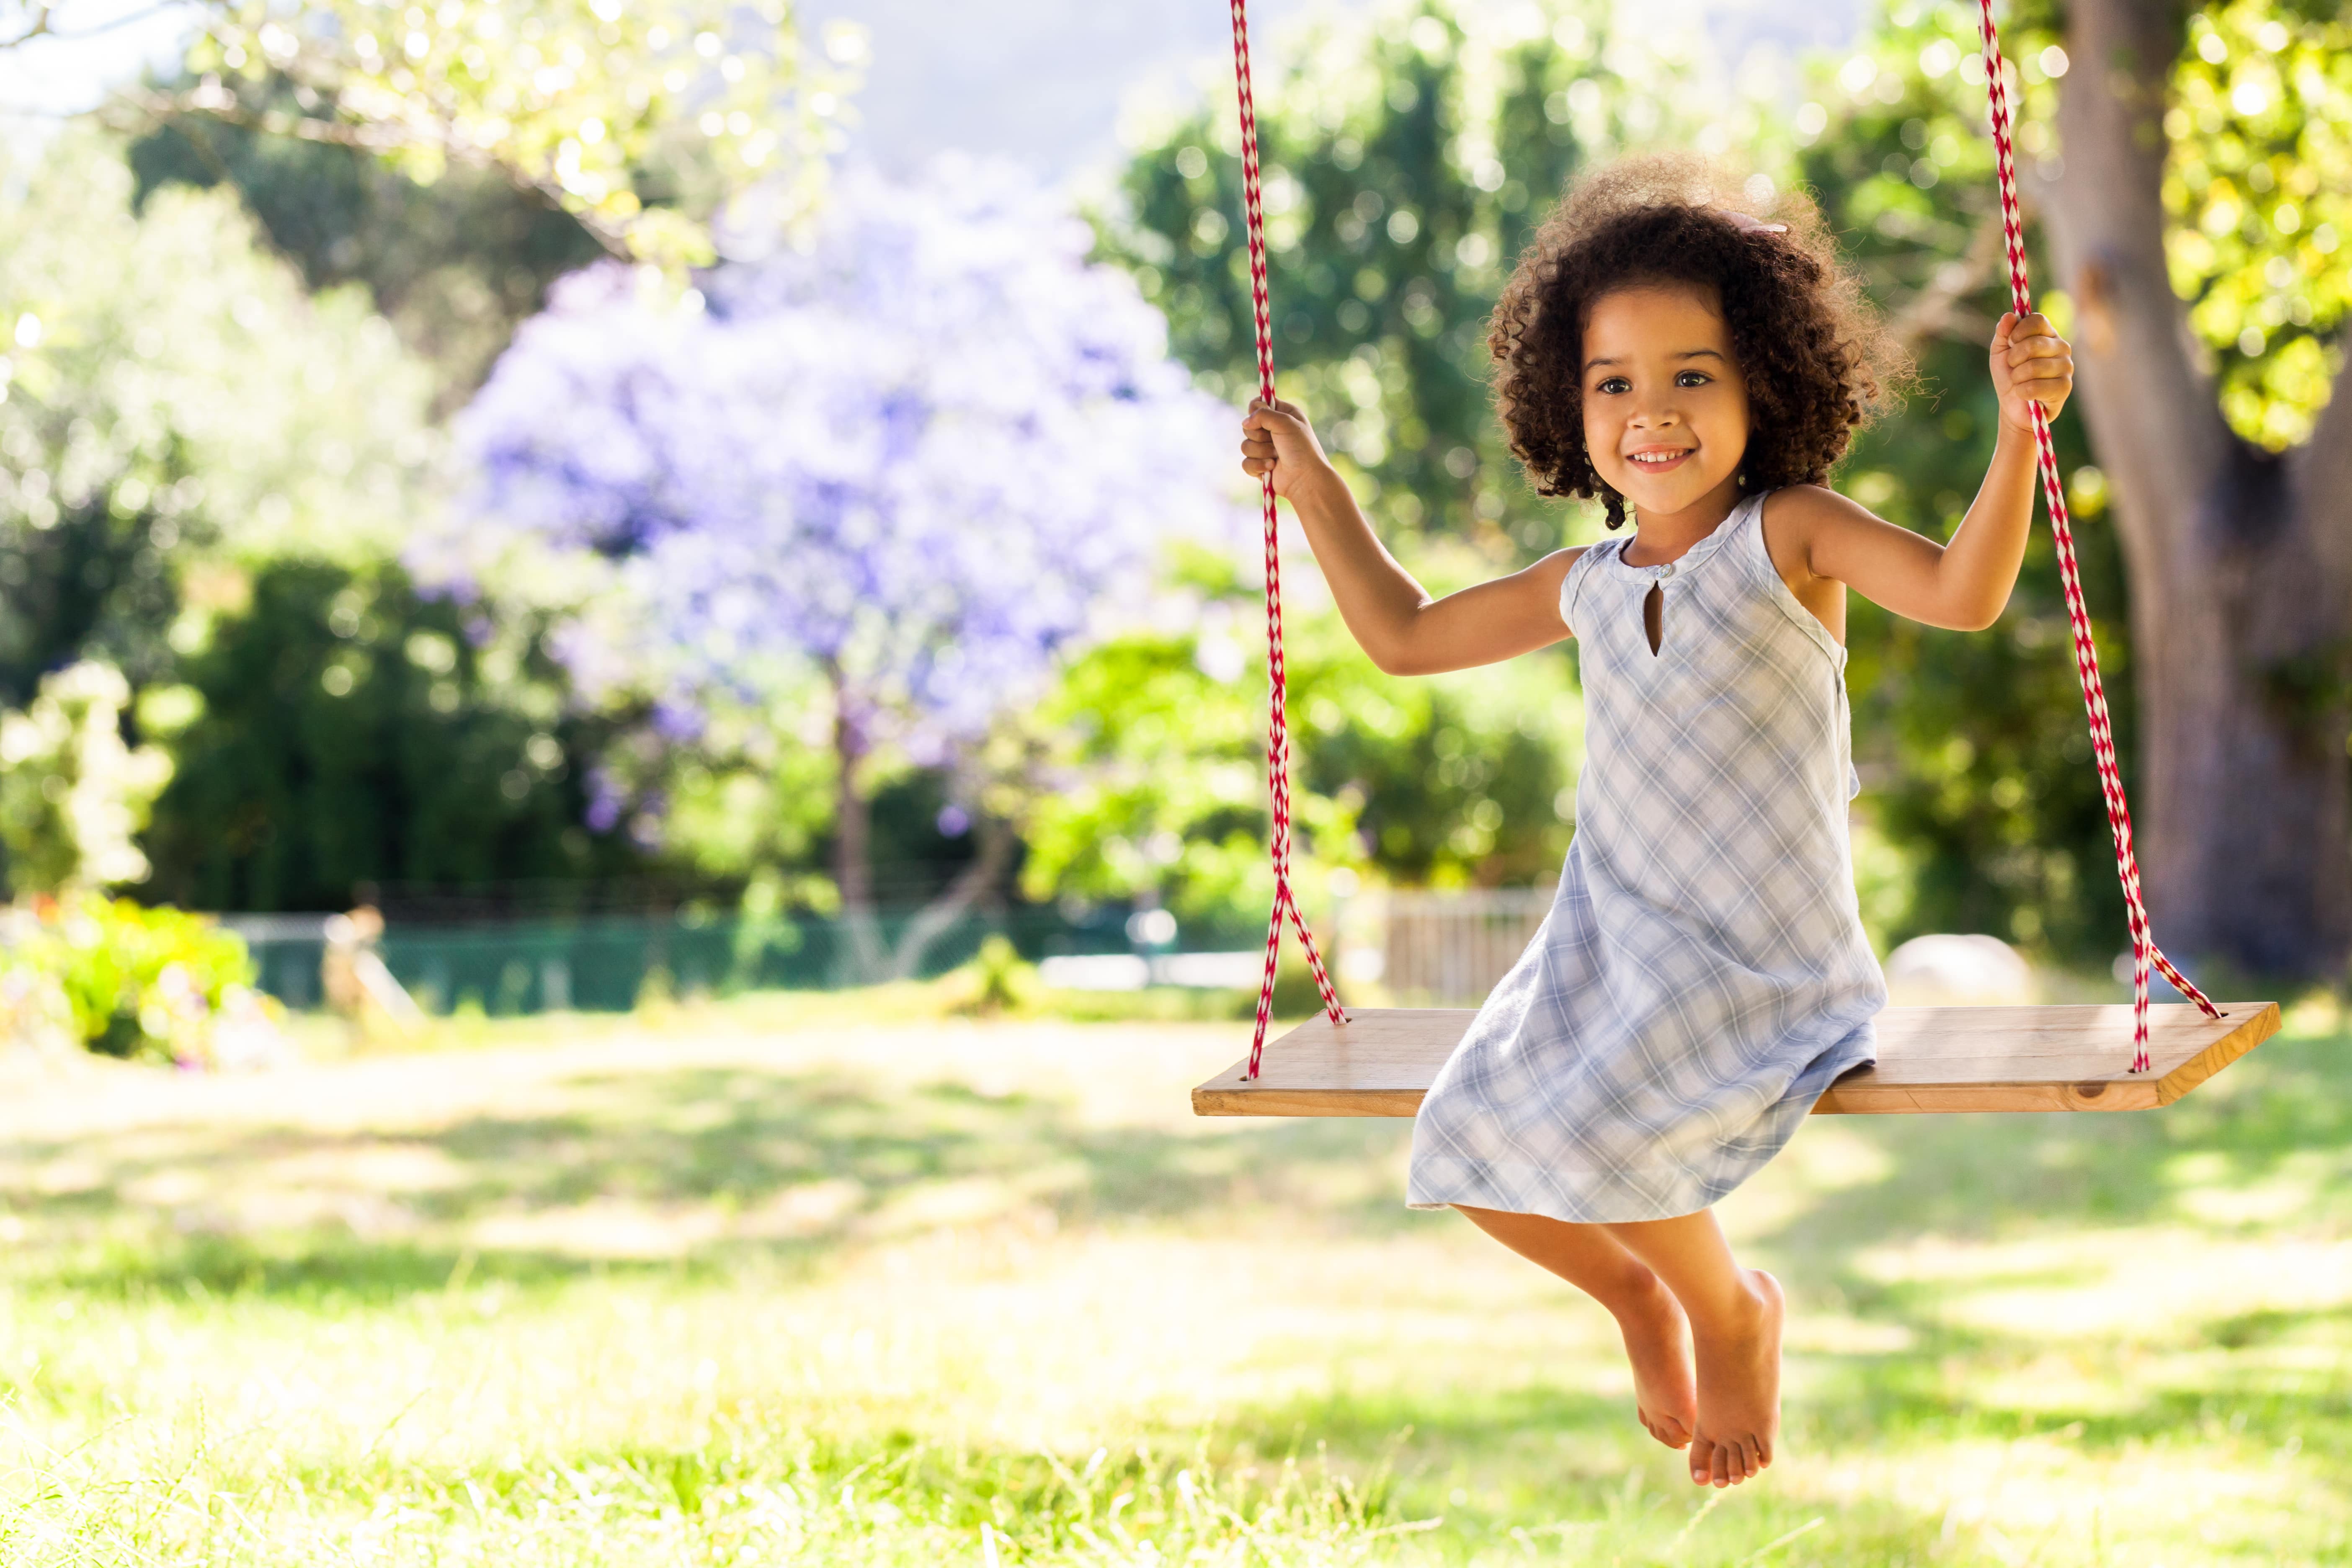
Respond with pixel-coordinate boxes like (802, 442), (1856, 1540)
(1696, 1440), (1730, 1488)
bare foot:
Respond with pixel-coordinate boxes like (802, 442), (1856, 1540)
(1615, 1275), (1697, 1450)
(1686, 1269), (1783, 1487)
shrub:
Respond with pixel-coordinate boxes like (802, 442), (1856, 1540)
(0, 895), (280, 1066)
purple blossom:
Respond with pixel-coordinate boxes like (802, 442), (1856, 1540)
(456, 157), (1236, 758)
(583, 765), (627, 833)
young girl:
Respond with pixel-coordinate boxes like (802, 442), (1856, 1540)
(1239, 155), (2073, 1490)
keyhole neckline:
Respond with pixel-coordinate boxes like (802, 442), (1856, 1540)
(1607, 495), (1757, 582)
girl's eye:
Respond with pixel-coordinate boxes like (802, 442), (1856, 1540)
(1595, 375), (1631, 395)
(1675, 370), (1712, 388)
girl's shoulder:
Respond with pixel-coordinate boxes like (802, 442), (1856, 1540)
(1554, 539), (1614, 631)
(1757, 482), (1881, 573)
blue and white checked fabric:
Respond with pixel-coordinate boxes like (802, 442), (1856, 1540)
(1407, 492), (1884, 1223)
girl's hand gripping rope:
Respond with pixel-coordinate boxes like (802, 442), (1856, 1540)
(1989, 311), (2074, 435)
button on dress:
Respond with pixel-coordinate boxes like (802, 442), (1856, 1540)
(1406, 491), (1885, 1224)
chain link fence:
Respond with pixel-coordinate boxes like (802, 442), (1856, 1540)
(222, 904), (1266, 1015)
(222, 887), (1563, 1015)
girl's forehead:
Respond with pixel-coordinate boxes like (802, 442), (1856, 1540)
(1583, 282), (1729, 349)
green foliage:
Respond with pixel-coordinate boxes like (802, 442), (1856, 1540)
(127, 74), (609, 405)
(651, 684), (838, 898)
(1023, 551), (1578, 931)
(0, 662), (173, 896)
(141, 559), (644, 911)
(2164, 0), (2351, 448)
(0, 132), (436, 702)
(159, 0), (857, 268)
(1098, 0), (1691, 559)
(943, 934), (1037, 1016)
(0, 892), (256, 1060)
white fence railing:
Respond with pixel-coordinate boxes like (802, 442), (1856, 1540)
(1377, 887), (1553, 1004)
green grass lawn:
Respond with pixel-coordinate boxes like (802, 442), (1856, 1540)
(0, 992), (2347, 1564)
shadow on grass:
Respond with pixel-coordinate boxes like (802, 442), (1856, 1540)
(1775, 1024), (2352, 1257)
(0, 1063), (1421, 1303)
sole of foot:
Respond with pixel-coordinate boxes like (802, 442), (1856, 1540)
(1687, 1268), (1783, 1488)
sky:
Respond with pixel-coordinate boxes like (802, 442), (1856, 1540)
(799, 0), (1870, 185)
(3, 0), (1869, 185)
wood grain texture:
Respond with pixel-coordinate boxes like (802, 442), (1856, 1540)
(1190, 1002), (2281, 1118)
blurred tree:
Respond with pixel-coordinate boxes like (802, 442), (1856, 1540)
(37, 0), (862, 269)
(455, 162), (1232, 977)
(2025, 0), (2352, 978)
(141, 560), (645, 912)
(126, 73), (609, 409)
(0, 132), (433, 704)
(1098, 0), (1704, 561)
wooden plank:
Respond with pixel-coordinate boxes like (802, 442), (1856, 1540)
(1190, 1001), (2282, 1118)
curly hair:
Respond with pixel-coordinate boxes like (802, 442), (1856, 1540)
(1490, 153), (1910, 528)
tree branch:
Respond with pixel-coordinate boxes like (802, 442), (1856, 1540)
(886, 813), (1014, 982)
(1887, 199), (2008, 349)
(99, 83), (635, 260)
(0, 4), (55, 50)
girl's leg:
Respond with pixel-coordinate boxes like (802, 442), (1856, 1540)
(1453, 1205), (1696, 1450)
(1605, 1210), (1782, 1488)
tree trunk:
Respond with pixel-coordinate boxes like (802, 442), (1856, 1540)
(2037, 0), (2352, 979)
(829, 671), (886, 983)
(886, 811), (1014, 982)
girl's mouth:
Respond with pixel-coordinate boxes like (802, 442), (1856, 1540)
(1625, 447), (1694, 475)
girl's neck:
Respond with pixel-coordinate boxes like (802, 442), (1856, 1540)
(1619, 476), (1748, 569)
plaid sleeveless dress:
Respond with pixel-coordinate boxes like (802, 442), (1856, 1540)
(1406, 492), (1884, 1223)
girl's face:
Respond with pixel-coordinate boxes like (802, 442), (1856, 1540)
(1580, 283), (1750, 522)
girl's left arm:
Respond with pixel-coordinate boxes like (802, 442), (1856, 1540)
(1774, 311), (2074, 632)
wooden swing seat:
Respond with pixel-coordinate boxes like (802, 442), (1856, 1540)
(1194, 1001), (2281, 1117)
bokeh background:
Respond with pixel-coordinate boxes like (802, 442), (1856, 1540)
(0, 0), (2347, 1562)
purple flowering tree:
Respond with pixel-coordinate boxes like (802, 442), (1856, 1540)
(458, 158), (1234, 976)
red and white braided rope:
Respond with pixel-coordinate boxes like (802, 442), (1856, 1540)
(1231, 0), (1346, 1079)
(1975, 0), (2219, 1071)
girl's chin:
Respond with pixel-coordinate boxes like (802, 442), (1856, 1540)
(1612, 470), (1735, 514)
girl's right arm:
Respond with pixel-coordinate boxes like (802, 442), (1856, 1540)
(1242, 398), (1580, 676)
